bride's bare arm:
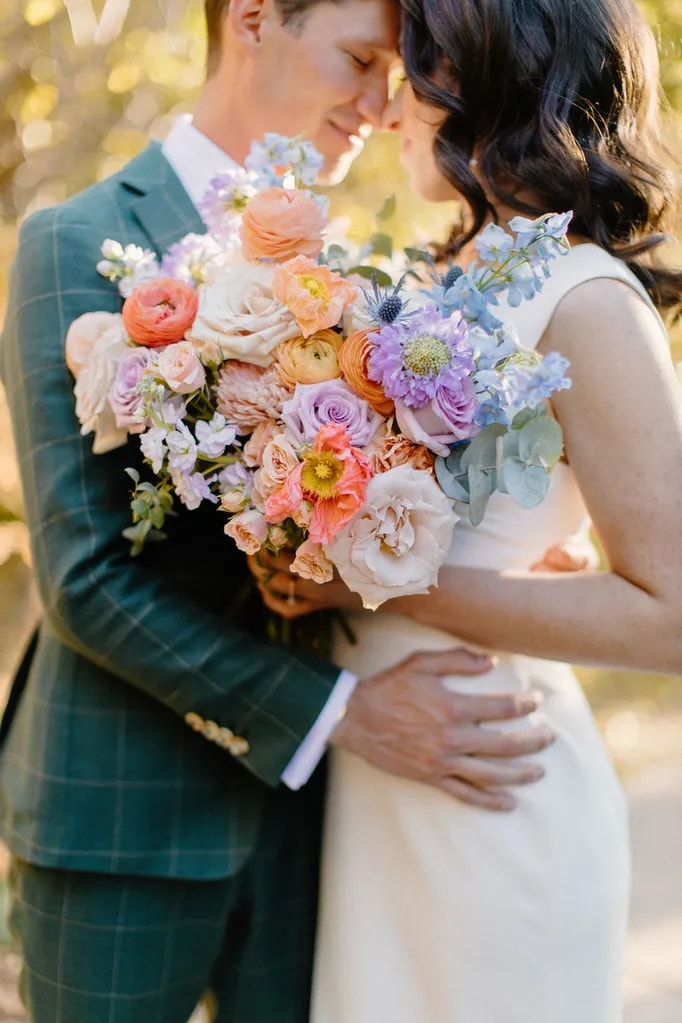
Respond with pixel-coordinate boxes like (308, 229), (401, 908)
(389, 279), (682, 674)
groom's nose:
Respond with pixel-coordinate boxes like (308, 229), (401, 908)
(356, 70), (391, 129)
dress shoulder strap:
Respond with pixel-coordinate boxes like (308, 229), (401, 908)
(496, 242), (668, 350)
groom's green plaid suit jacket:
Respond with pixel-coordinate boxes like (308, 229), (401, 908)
(0, 143), (339, 879)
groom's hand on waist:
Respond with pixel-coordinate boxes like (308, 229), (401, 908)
(330, 649), (555, 812)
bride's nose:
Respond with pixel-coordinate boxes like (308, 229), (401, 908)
(382, 88), (403, 133)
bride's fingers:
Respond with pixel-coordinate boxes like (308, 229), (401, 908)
(445, 755), (545, 789)
(438, 776), (516, 812)
(256, 584), (319, 620)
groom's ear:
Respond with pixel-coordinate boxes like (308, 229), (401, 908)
(229, 0), (272, 48)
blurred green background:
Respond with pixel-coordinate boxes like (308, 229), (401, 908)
(0, 0), (680, 778)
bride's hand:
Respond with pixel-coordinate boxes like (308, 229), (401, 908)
(247, 549), (364, 619)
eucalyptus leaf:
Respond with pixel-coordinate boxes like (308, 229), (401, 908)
(461, 423), (506, 474)
(404, 247), (434, 266)
(467, 464), (494, 525)
(502, 429), (521, 460)
(517, 416), (564, 467)
(368, 232), (394, 259)
(346, 265), (393, 287)
(435, 454), (471, 501)
(376, 194), (396, 222)
(502, 458), (550, 508)
(124, 467), (140, 484)
(511, 406), (545, 430)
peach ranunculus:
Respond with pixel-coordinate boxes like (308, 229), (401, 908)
(273, 257), (357, 339)
(275, 330), (343, 387)
(223, 509), (269, 555)
(371, 433), (436, 475)
(339, 327), (395, 416)
(264, 423), (373, 545)
(122, 277), (198, 347)
(65, 311), (125, 379)
(156, 340), (206, 394)
(291, 539), (335, 584)
(326, 464), (459, 610)
(186, 265), (299, 366)
(215, 361), (292, 434)
(242, 419), (282, 467)
(256, 435), (301, 499)
(240, 187), (326, 263)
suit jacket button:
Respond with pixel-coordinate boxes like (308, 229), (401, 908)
(216, 727), (236, 749)
(229, 737), (250, 757)
(203, 720), (220, 742)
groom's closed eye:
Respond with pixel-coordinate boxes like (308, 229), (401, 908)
(346, 52), (374, 70)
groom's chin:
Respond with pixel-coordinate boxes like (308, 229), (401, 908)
(318, 139), (366, 186)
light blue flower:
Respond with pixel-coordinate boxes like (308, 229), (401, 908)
(245, 133), (324, 188)
(475, 223), (515, 262)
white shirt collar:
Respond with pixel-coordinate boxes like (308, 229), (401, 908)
(161, 115), (241, 211)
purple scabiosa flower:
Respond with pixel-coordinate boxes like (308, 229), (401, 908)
(368, 307), (474, 409)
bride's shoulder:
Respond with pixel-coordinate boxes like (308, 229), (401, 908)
(540, 253), (667, 362)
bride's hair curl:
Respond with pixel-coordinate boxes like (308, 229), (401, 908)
(400, 0), (682, 314)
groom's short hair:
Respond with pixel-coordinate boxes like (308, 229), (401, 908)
(205, 0), (345, 72)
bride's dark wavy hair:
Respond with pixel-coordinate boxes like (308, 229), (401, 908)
(400, 0), (682, 313)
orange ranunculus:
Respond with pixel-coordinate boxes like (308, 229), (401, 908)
(339, 327), (395, 416)
(264, 423), (373, 545)
(275, 329), (343, 386)
(273, 256), (357, 339)
(122, 277), (198, 348)
(240, 187), (326, 263)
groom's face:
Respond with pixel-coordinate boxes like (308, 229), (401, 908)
(239, 0), (401, 181)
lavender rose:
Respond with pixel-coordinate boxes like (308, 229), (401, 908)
(283, 379), (384, 448)
(396, 375), (479, 457)
(108, 348), (152, 432)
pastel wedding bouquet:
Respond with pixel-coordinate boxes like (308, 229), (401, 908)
(66, 133), (571, 610)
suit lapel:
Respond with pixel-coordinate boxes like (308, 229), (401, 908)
(119, 142), (207, 254)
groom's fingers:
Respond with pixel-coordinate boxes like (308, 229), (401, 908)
(447, 690), (543, 725)
(438, 777), (516, 812)
(448, 723), (555, 759)
(446, 755), (545, 790)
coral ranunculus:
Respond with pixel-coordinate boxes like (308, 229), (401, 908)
(240, 187), (326, 263)
(339, 327), (395, 416)
(264, 423), (373, 544)
(273, 257), (357, 338)
(122, 277), (198, 348)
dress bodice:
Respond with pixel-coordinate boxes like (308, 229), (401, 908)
(445, 243), (666, 572)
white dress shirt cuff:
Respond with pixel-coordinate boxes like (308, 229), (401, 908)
(281, 670), (359, 790)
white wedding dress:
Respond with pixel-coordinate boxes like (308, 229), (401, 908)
(310, 245), (665, 1023)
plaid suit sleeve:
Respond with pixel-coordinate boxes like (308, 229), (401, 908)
(1, 205), (341, 787)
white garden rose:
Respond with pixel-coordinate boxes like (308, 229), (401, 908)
(186, 265), (300, 367)
(65, 311), (125, 379)
(72, 316), (130, 453)
(326, 464), (459, 610)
